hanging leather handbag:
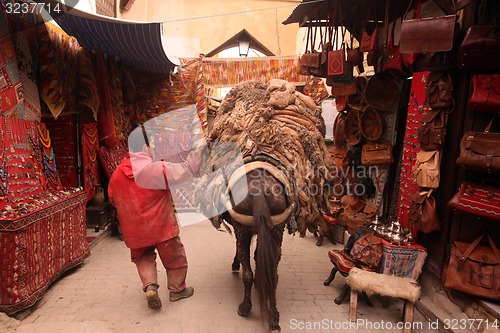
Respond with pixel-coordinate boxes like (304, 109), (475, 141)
(361, 142), (394, 166)
(364, 74), (400, 112)
(447, 181), (500, 221)
(457, 17), (500, 70)
(360, 24), (378, 52)
(298, 22), (322, 76)
(329, 81), (357, 97)
(359, 107), (385, 142)
(347, 46), (364, 73)
(350, 233), (383, 270)
(333, 110), (348, 147)
(456, 116), (500, 174)
(408, 189), (441, 233)
(445, 232), (500, 300)
(381, 0), (403, 73)
(402, 0), (422, 68)
(344, 109), (362, 146)
(425, 70), (454, 109)
(412, 150), (441, 189)
(400, 13), (456, 53)
(383, 22), (403, 72)
(298, 52), (321, 76)
(360, 6), (378, 53)
(467, 74), (500, 114)
(417, 109), (447, 151)
(330, 146), (350, 172)
(347, 76), (368, 111)
(328, 46), (346, 77)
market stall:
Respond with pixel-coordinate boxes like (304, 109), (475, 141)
(285, 0), (500, 304)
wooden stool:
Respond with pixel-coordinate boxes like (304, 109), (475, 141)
(346, 268), (421, 333)
(325, 250), (373, 306)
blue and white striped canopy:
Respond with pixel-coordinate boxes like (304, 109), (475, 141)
(44, 0), (178, 73)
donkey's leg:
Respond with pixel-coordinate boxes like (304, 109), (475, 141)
(234, 225), (253, 316)
(269, 225), (285, 332)
(231, 252), (240, 272)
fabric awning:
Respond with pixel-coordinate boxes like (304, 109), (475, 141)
(43, 0), (178, 73)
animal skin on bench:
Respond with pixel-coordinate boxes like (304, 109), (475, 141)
(346, 267), (421, 303)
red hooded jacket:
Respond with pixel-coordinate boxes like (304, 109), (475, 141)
(108, 152), (179, 249)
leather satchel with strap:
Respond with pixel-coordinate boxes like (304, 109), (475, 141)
(418, 109), (448, 151)
(400, 0), (457, 53)
(456, 116), (500, 174)
(458, 14), (500, 70)
(360, 4), (378, 53)
(298, 22), (321, 76)
(350, 233), (383, 270)
(468, 74), (500, 114)
(408, 189), (440, 233)
(328, 2), (350, 80)
(445, 232), (500, 300)
(425, 70), (454, 109)
(361, 142), (394, 166)
(412, 150), (441, 189)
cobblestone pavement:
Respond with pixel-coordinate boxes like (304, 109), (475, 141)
(1, 214), (439, 333)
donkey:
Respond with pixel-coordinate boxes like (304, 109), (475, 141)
(223, 157), (295, 333)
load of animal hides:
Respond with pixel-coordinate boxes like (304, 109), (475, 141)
(194, 79), (334, 236)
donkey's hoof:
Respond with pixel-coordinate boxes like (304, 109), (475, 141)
(238, 302), (251, 316)
(270, 324), (281, 333)
(231, 263), (240, 272)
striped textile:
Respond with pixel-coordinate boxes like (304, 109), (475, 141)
(201, 56), (309, 88)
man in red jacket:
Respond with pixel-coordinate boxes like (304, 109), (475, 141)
(108, 130), (196, 309)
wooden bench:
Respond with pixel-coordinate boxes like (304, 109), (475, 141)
(346, 268), (421, 333)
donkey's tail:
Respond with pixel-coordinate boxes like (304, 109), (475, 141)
(253, 182), (278, 326)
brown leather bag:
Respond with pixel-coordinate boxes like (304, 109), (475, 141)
(329, 81), (357, 97)
(298, 52), (321, 76)
(350, 233), (383, 270)
(418, 109), (447, 151)
(359, 107), (385, 142)
(400, 14), (456, 53)
(445, 232), (500, 300)
(347, 47), (364, 73)
(458, 19), (500, 70)
(408, 190), (440, 233)
(347, 76), (368, 111)
(330, 146), (349, 172)
(333, 111), (348, 147)
(425, 70), (454, 109)
(412, 150), (440, 189)
(364, 75), (400, 112)
(456, 116), (500, 174)
(361, 142), (394, 166)
(468, 74), (500, 114)
(344, 109), (361, 146)
(328, 48), (346, 77)
(360, 7), (378, 53)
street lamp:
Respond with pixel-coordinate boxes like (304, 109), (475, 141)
(238, 39), (251, 57)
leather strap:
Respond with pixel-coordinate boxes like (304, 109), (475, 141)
(461, 232), (500, 263)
